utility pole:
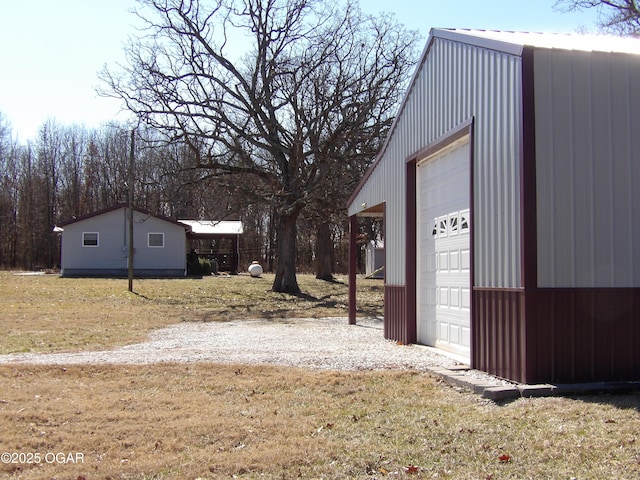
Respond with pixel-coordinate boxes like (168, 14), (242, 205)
(128, 128), (135, 292)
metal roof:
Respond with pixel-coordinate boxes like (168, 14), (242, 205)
(435, 29), (640, 55)
(56, 204), (191, 230)
(179, 220), (243, 235)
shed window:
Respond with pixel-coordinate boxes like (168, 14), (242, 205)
(148, 233), (164, 248)
(82, 232), (99, 247)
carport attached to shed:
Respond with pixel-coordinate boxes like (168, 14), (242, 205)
(181, 220), (243, 273)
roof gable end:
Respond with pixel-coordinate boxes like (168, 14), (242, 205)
(57, 204), (191, 231)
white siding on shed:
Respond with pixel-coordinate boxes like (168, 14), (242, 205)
(349, 32), (523, 288)
(60, 207), (187, 275)
(132, 212), (187, 271)
(534, 49), (640, 288)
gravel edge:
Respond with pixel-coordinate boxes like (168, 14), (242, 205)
(0, 317), (513, 388)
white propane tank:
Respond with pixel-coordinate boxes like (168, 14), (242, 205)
(248, 261), (263, 277)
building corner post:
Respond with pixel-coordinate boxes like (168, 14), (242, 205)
(348, 215), (358, 325)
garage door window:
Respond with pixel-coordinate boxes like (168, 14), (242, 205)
(432, 210), (470, 239)
(460, 210), (470, 233)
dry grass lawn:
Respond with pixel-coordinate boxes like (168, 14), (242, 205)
(1, 272), (640, 479)
(1, 364), (640, 479)
(0, 271), (383, 355)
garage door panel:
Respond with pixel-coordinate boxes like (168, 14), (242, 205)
(450, 251), (460, 271)
(450, 287), (460, 307)
(461, 288), (471, 309)
(461, 249), (471, 271)
(416, 138), (471, 360)
(439, 252), (449, 270)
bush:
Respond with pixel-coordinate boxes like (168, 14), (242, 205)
(187, 257), (212, 276)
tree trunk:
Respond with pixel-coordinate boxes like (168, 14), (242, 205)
(315, 220), (334, 281)
(272, 209), (301, 294)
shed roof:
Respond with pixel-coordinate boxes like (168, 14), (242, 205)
(437, 29), (640, 56)
(56, 204), (191, 230)
(179, 220), (243, 235)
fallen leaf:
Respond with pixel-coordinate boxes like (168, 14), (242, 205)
(405, 465), (419, 474)
(379, 467), (390, 475)
(498, 454), (511, 463)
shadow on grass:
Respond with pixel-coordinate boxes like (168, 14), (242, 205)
(559, 389), (640, 413)
(130, 291), (151, 300)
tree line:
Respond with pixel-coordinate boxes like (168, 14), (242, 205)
(4, 0), (627, 286)
(1, 0), (416, 283)
(0, 116), (383, 276)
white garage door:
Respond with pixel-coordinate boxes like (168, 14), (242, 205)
(416, 137), (471, 360)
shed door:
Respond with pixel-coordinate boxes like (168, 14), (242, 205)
(416, 137), (471, 360)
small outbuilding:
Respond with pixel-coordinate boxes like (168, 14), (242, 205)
(347, 29), (640, 385)
(57, 204), (191, 277)
(365, 240), (385, 279)
(180, 220), (244, 273)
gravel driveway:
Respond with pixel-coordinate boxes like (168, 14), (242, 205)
(0, 317), (463, 371)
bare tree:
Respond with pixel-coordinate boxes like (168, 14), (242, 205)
(555, 0), (640, 34)
(0, 114), (18, 267)
(100, 0), (419, 293)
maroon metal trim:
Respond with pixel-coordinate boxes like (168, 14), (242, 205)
(520, 46), (539, 383)
(475, 287), (640, 384)
(473, 287), (526, 292)
(384, 285), (407, 343)
(520, 46), (538, 290)
(407, 118), (474, 165)
(473, 288), (527, 383)
(529, 288), (640, 384)
(348, 215), (358, 325)
(405, 161), (417, 344)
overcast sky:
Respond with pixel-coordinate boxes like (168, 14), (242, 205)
(0, 0), (602, 142)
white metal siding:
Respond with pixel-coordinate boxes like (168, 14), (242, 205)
(349, 35), (523, 288)
(61, 209), (129, 271)
(61, 208), (187, 273)
(132, 211), (187, 271)
(535, 49), (640, 288)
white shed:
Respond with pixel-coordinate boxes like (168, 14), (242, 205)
(365, 240), (385, 279)
(347, 29), (640, 385)
(57, 205), (190, 277)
